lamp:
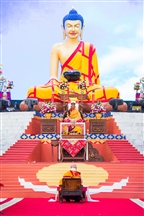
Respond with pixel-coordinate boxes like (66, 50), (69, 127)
(132, 101), (144, 112)
(0, 99), (9, 111)
(25, 98), (38, 110)
(109, 99), (123, 111)
(127, 102), (133, 112)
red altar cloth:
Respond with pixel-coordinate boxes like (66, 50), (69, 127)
(60, 140), (87, 157)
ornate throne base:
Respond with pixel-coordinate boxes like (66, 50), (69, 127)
(61, 148), (86, 162)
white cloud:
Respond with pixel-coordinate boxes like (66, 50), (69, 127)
(115, 76), (140, 100)
(114, 24), (129, 34)
(99, 19), (143, 75)
(99, 46), (142, 75)
(136, 21), (143, 39)
(98, 21), (143, 100)
(134, 64), (144, 77)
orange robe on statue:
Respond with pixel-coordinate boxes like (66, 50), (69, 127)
(27, 41), (119, 102)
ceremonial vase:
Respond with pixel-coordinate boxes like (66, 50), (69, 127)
(96, 113), (102, 119)
(45, 113), (52, 119)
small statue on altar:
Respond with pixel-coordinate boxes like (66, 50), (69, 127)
(2, 85), (7, 100)
(139, 76), (144, 100)
(0, 64), (14, 100)
(134, 76), (144, 101)
(139, 89), (144, 100)
(0, 66), (6, 92)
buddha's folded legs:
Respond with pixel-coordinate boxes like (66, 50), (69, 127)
(87, 85), (120, 102)
(27, 85), (62, 102)
(27, 79), (119, 102)
(27, 79), (62, 102)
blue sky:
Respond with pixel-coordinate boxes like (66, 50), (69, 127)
(0, 0), (143, 100)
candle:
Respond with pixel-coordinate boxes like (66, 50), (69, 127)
(84, 75), (86, 81)
(86, 141), (88, 161)
(67, 83), (69, 94)
(92, 90), (95, 103)
(58, 142), (60, 161)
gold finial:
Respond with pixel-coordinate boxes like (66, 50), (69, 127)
(0, 64), (2, 67)
(72, 6), (75, 10)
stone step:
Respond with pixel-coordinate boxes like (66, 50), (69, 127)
(0, 112), (34, 155)
(112, 113), (144, 155)
(1, 163), (143, 198)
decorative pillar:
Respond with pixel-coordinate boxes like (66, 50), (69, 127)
(52, 90), (54, 102)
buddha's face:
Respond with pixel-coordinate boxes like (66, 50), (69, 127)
(64, 20), (82, 39)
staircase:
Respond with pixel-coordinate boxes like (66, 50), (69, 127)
(0, 140), (40, 163)
(112, 112), (144, 155)
(0, 112), (144, 199)
(1, 163), (143, 199)
(107, 140), (144, 162)
(0, 112), (34, 156)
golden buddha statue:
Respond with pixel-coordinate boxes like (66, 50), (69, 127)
(27, 8), (119, 103)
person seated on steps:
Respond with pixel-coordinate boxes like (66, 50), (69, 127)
(59, 163), (84, 202)
(63, 101), (84, 122)
(26, 7), (120, 104)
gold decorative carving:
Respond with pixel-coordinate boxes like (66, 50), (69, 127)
(59, 93), (88, 100)
(40, 119), (57, 134)
(42, 125), (55, 133)
(89, 119), (106, 134)
(88, 142), (104, 162)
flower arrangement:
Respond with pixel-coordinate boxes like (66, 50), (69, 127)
(134, 82), (140, 91)
(40, 101), (56, 114)
(59, 81), (68, 90)
(91, 101), (106, 113)
(77, 80), (87, 90)
(6, 81), (14, 89)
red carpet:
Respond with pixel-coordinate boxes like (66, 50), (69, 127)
(0, 140), (40, 162)
(1, 198), (144, 216)
(106, 140), (144, 161)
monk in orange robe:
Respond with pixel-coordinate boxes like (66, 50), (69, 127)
(63, 101), (83, 122)
(59, 163), (82, 202)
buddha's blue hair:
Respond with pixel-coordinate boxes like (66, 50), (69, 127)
(63, 9), (84, 29)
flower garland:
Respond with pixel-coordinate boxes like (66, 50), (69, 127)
(59, 81), (68, 90)
(6, 81), (14, 89)
(77, 80), (87, 90)
(134, 82), (140, 91)
(91, 101), (106, 113)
